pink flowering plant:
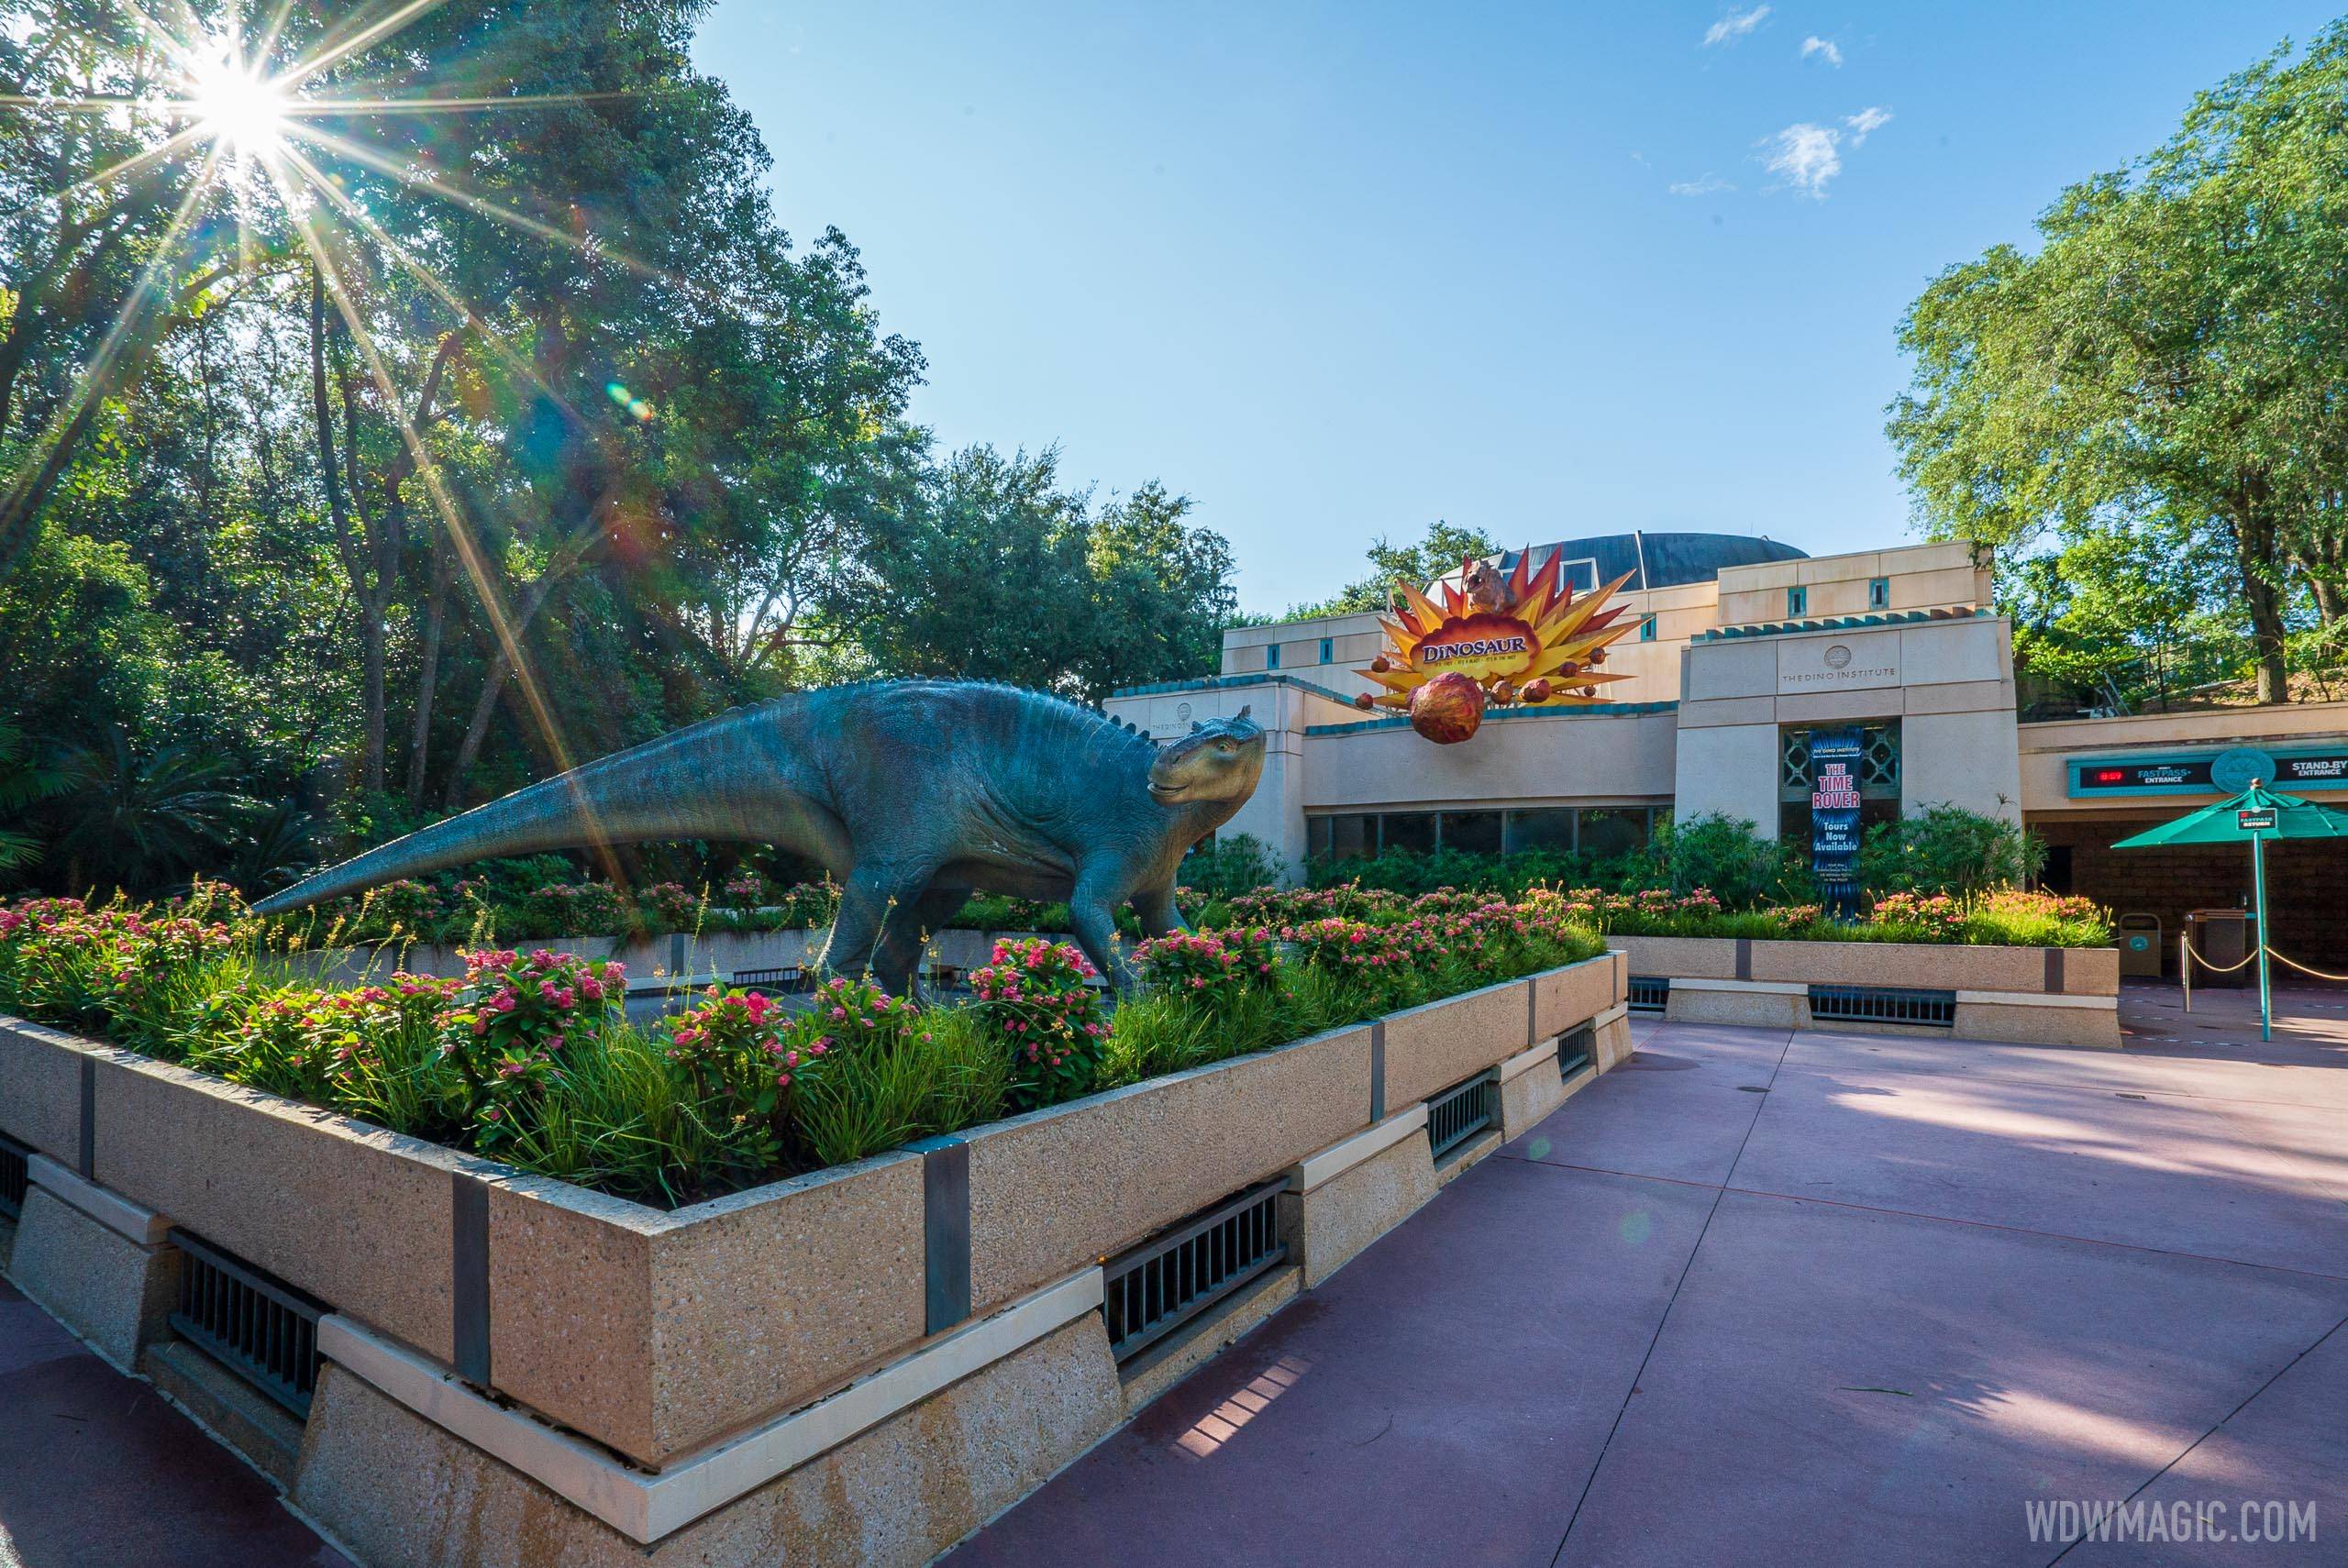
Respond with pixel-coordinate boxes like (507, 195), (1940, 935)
(970, 939), (1108, 1110)
(636, 882), (703, 931)
(1277, 916), (1427, 1010)
(208, 974), (461, 1109)
(0, 899), (236, 1049)
(659, 984), (819, 1172)
(1862, 891), (1968, 943)
(1132, 926), (1279, 1006)
(439, 949), (625, 1148)
(518, 881), (628, 937)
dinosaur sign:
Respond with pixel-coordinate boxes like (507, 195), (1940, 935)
(1354, 551), (1640, 744)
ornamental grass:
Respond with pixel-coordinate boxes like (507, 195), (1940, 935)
(0, 888), (1605, 1208)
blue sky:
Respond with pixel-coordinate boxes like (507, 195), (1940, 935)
(693, 2), (2342, 615)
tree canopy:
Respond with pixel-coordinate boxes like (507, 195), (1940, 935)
(0, 0), (1241, 895)
(1888, 23), (2348, 707)
(1274, 519), (1501, 621)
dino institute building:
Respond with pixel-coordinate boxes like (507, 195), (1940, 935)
(1101, 533), (2348, 972)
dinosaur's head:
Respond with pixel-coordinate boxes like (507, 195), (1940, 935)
(1149, 706), (1266, 806)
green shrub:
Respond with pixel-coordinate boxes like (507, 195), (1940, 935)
(1176, 834), (1282, 900)
(1652, 813), (1781, 908)
(1860, 804), (2044, 899)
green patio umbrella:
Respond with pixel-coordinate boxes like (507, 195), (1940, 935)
(2110, 779), (2348, 1039)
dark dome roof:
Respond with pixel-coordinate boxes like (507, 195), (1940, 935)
(1472, 532), (1808, 593)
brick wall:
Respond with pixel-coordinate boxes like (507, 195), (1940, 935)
(2037, 817), (2348, 977)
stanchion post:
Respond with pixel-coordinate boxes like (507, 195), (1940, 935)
(2252, 832), (2272, 1042)
(2180, 928), (2192, 1014)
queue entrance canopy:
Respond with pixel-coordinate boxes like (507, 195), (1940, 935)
(2110, 752), (2348, 1040)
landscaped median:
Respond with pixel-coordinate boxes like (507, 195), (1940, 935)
(1606, 933), (2121, 1047)
(0, 948), (1629, 1568)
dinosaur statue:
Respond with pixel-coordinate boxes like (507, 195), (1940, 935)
(252, 680), (1266, 995)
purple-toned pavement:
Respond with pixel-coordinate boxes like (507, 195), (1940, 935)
(5, 986), (2343, 1568)
(954, 989), (2348, 1568)
(0, 1274), (350, 1567)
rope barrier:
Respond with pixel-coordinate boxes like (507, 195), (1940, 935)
(2257, 946), (2348, 984)
(2179, 936), (2348, 1017)
(2181, 947), (2260, 976)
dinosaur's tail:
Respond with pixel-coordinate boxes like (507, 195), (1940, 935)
(252, 701), (840, 916)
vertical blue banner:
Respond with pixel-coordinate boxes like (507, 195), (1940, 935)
(1810, 729), (1864, 919)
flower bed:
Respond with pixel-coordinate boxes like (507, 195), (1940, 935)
(1194, 884), (2114, 949)
(0, 948), (1628, 1476)
(0, 889), (1603, 1207)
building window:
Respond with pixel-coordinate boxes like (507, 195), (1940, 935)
(1503, 809), (1575, 855)
(1867, 577), (1889, 610)
(1439, 811), (1503, 855)
(1318, 636), (1334, 664)
(1787, 586), (1808, 618)
(1266, 642), (1281, 670)
(1379, 812), (1435, 854)
(1309, 814), (1372, 861)
(1578, 807), (1653, 862)
(1640, 615), (1657, 642)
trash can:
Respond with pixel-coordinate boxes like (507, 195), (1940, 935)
(2186, 909), (2254, 988)
(2117, 913), (2163, 977)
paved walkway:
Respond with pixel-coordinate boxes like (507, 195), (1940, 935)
(955, 984), (2348, 1567)
(4, 982), (2343, 1566)
(0, 1273), (350, 1567)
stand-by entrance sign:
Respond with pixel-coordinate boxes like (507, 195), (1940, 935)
(1811, 729), (1864, 919)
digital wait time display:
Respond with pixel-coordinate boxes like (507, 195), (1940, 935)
(2069, 746), (2348, 797)
(2078, 759), (2213, 792)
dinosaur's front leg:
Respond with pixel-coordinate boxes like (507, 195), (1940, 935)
(1066, 871), (1135, 991)
(1135, 882), (1187, 939)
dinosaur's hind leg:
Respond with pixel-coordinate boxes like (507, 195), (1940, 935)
(873, 885), (970, 1002)
(817, 864), (936, 993)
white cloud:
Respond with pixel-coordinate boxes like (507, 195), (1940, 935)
(1761, 123), (1842, 196)
(1669, 173), (1735, 197)
(1702, 5), (1770, 47)
(1800, 36), (1842, 67)
(1757, 107), (1892, 198)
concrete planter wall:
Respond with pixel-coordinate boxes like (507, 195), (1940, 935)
(1607, 933), (2121, 1048)
(0, 949), (1628, 1562)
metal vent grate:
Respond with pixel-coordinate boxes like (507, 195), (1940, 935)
(0, 1132), (28, 1220)
(1426, 1071), (1498, 1162)
(1808, 984), (1956, 1028)
(169, 1229), (328, 1417)
(1627, 976), (1671, 1013)
(731, 966), (812, 995)
(1557, 1023), (1595, 1079)
(1102, 1177), (1287, 1364)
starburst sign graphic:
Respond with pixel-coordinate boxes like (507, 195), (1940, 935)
(1357, 552), (1640, 736)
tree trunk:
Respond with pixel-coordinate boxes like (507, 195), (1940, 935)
(2233, 504), (2290, 704)
(311, 263), (384, 793)
(441, 571), (564, 808)
(340, 362), (391, 797)
(406, 534), (455, 807)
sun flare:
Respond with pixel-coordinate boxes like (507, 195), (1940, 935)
(184, 50), (292, 160)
